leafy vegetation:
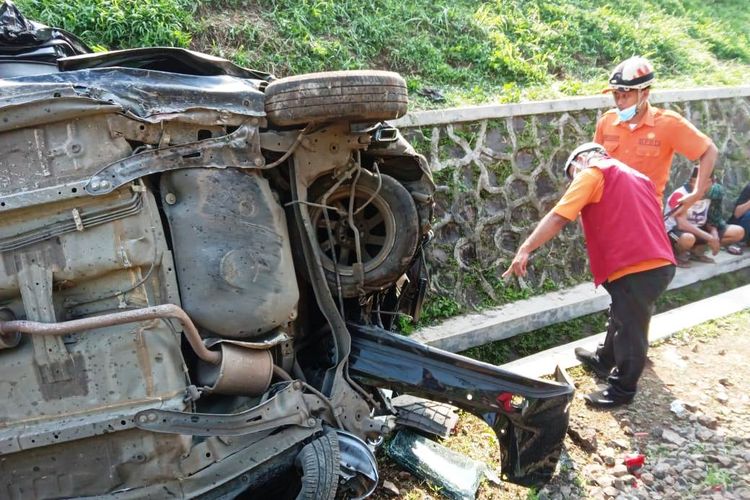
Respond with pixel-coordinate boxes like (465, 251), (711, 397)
(15, 0), (750, 108)
(463, 312), (608, 365)
(419, 295), (463, 324)
(189, 0), (750, 108)
(655, 267), (750, 311)
(15, 0), (195, 49)
(702, 465), (733, 489)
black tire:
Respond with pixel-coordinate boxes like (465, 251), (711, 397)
(265, 70), (408, 126)
(309, 171), (420, 298)
(295, 428), (340, 500)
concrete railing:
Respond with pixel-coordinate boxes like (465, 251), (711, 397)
(412, 251), (750, 353)
(392, 86), (750, 128)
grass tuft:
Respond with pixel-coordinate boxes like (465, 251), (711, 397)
(16, 0), (196, 49)
(190, 0), (750, 108)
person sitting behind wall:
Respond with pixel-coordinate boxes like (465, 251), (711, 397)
(706, 173), (743, 255)
(665, 168), (744, 265)
(728, 181), (750, 247)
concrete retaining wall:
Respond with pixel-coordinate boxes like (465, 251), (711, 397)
(394, 86), (750, 313)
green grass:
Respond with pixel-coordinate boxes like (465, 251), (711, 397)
(462, 312), (607, 365)
(15, 0), (195, 50)
(190, 0), (750, 109)
(702, 465), (732, 489)
(14, 0), (750, 108)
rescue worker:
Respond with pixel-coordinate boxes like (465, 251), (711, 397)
(503, 143), (676, 408)
(594, 56), (718, 214)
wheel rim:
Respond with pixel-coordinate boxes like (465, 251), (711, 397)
(311, 185), (397, 276)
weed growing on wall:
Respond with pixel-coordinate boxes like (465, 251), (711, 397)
(419, 295), (462, 324)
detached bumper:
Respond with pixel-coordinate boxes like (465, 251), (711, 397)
(347, 324), (574, 486)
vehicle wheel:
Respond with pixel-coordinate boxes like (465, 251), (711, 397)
(309, 171), (419, 298)
(295, 428), (340, 500)
(265, 70), (408, 126)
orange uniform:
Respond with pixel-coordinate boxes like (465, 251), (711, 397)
(594, 102), (712, 202)
(553, 165), (671, 283)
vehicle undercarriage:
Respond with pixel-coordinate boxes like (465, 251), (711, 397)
(0, 2), (574, 498)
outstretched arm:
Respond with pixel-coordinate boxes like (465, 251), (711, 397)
(503, 212), (570, 278)
(674, 142), (718, 216)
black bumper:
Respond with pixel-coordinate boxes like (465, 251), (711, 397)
(347, 323), (574, 486)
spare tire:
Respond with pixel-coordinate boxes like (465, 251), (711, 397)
(265, 70), (408, 126)
(309, 170), (419, 298)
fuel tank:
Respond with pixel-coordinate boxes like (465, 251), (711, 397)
(160, 168), (299, 338)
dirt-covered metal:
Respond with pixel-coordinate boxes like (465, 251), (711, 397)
(0, 2), (572, 498)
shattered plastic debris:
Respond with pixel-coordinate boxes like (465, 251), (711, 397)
(387, 429), (491, 500)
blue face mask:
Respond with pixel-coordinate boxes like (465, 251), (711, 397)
(617, 103), (637, 122)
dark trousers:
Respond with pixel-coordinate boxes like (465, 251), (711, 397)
(730, 211), (750, 244)
(596, 264), (675, 396)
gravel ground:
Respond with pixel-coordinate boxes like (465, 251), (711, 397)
(373, 310), (750, 499)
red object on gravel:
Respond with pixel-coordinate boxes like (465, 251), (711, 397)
(624, 453), (646, 476)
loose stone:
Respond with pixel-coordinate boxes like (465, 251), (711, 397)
(661, 429), (686, 446)
(640, 472), (655, 486)
(603, 485), (620, 497)
(381, 480), (400, 496)
(596, 475), (613, 489)
(612, 464), (629, 477)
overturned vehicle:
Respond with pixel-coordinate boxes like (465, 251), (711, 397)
(0, 3), (574, 498)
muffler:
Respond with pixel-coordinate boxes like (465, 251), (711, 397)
(196, 343), (274, 396)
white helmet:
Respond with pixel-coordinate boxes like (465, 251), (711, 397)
(605, 56), (654, 92)
(563, 142), (607, 179)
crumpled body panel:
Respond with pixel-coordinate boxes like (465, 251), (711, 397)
(1, 66), (266, 121)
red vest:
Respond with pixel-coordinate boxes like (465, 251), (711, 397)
(580, 160), (675, 286)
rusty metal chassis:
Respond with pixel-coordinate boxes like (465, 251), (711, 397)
(0, 110), (394, 447)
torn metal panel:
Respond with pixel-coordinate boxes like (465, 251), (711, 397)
(0, 95), (121, 132)
(0, 1), (91, 58)
(58, 47), (273, 81)
(2, 67), (266, 120)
